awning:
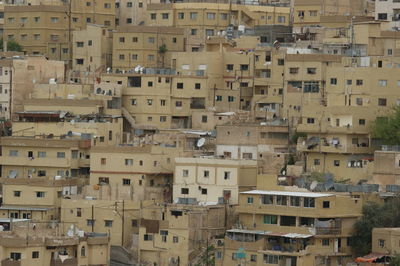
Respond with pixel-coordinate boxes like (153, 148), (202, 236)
(355, 253), (387, 263)
(266, 232), (313, 238)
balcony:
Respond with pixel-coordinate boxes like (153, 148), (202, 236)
(0, 156), (70, 168)
(315, 226), (341, 235)
(50, 258), (77, 266)
(1, 260), (21, 266)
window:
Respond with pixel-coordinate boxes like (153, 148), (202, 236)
(228, 96), (235, 102)
(307, 118), (315, 124)
(160, 99), (166, 106)
(178, 12), (184, 19)
(251, 254), (257, 262)
(356, 79), (363, 85)
(264, 254), (278, 264)
(191, 29), (197, 35)
(127, 2), (133, 7)
(173, 236), (179, 243)
(356, 98), (363, 106)
(379, 80), (387, 86)
(101, 158), (106, 165)
(177, 82), (184, 89)
(119, 54), (125, 60)
(14, 191), (21, 197)
(207, 13), (216, 20)
(240, 64), (249, 71)
(205, 29), (214, 36)
(148, 55), (155, 61)
(216, 95), (222, 101)
(226, 64), (234, 71)
(278, 59), (285, 65)
(125, 159), (133, 165)
(34, 17), (40, 22)
(181, 188), (189, 194)
(162, 13), (169, 19)
(276, 195), (287, 205)
(203, 170), (209, 177)
(278, 16), (285, 23)
(160, 116), (167, 122)
(38, 170), (46, 177)
(123, 179), (131, 186)
(330, 78), (337, 85)
(202, 115), (207, 123)
(32, 251), (39, 259)
(307, 68), (316, 74)
(247, 197), (253, 204)
(224, 171), (230, 180)
(314, 159), (320, 165)
(334, 160), (340, 166)
(190, 12), (197, 19)
(182, 169), (189, 177)
(264, 215), (278, 224)
(309, 10), (317, 16)
(38, 151), (46, 158)
(261, 195), (273, 204)
(87, 219), (95, 226)
(388, 49), (393, 55)
(175, 101), (182, 107)
(77, 208), (82, 217)
(280, 216), (296, 226)
(36, 191), (45, 198)
(378, 98), (387, 106)
(378, 13), (388, 20)
(104, 220), (113, 227)
(104, 3), (111, 8)
(147, 99), (153, 105)
(131, 99), (137, 106)
(9, 150), (18, 156)
(10, 253), (21, 261)
(290, 196), (300, 206)
(322, 239), (330, 246)
(76, 59), (84, 65)
(51, 17), (59, 23)
(34, 34), (40, 40)
(289, 68), (298, 74)
(303, 197), (315, 208)
(57, 152), (65, 158)
(220, 13), (228, 20)
(347, 79), (352, 85)
(323, 201), (330, 208)
(131, 220), (138, 227)
(150, 13), (156, 20)
(359, 119), (366, 125)
(379, 239), (385, 248)
(201, 188), (207, 195)
(81, 246), (86, 257)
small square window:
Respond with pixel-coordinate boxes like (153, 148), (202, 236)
(181, 188), (189, 194)
(201, 188), (207, 195)
(323, 201), (330, 208)
(334, 160), (340, 166)
(32, 251), (39, 259)
(322, 239), (330, 246)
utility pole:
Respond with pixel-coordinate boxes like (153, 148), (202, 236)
(91, 204), (94, 232)
(121, 200), (125, 246)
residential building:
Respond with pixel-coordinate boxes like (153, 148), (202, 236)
(3, 0), (115, 63)
(173, 157), (257, 204)
(72, 24), (113, 74)
(217, 189), (380, 266)
(134, 204), (228, 266)
(145, 2), (290, 51)
(12, 82), (123, 146)
(116, 0), (161, 27)
(0, 220), (110, 266)
(112, 26), (185, 70)
(375, 0), (400, 30)
(216, 122), (289, 160)
(0, 137), (91, 180)
(0, 177), (78, 221)
(286, 54), (400, 183)
(87, 144), (187, 202)
(373, 148), (400, 186)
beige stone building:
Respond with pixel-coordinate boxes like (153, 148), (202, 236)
(112, 26), (185, 70)
(145, 2), (290, 51)
(88, 144), (187, 202)
(0, 137), (91, 180)
(72, 24), (113, 74)
(0, 220), (110, 266)
(3, 0), (115, 64)
(173, 157), (257, 205)
(217, 189), (381, 266)
(0, 177), (78, 221)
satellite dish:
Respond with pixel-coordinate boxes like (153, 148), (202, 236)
(310, 181), (318, 190)
(9, 170), (17, 179)
(197, 138), (206, 148)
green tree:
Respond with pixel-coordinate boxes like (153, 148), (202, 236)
(0, 39), (23, 52)
(352, 197), (400, 257)
(371, 106), (400, 145)
(389, 254), (400, 266)
(158, 44), (168, 68)
(195, 245), (215, 266)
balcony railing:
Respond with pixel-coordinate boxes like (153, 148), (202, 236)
(315, 227), (341, 235)
(1, 260), (21, 266)
(50, 258), (77, 266)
